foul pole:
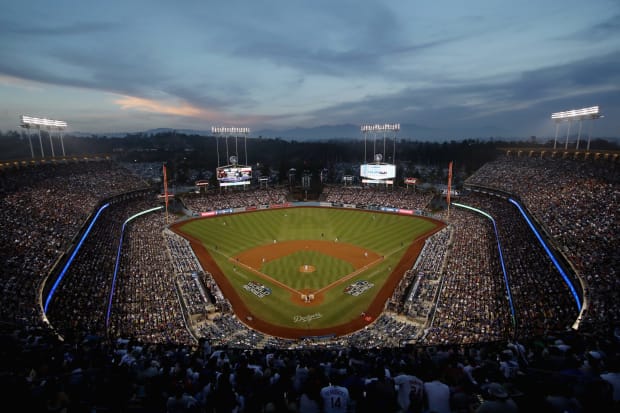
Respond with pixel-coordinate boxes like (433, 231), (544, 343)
(163, 163), (169, 224)
(447, 161), (453, 218)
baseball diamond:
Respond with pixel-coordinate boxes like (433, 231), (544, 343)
(172, 207), (444, 338)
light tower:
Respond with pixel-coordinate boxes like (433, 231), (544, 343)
(550, 106), (602, 151)
(20, 115), (68, 158)
(359, 123), (400, 188)
(360, 123), (400, 164)
(211, 126), (250, 167)
(211, 126), (252, 190)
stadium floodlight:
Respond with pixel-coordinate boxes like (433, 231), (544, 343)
(360, 123), (400, 132)
(211, 126), (250, 134)
(550, 106), (602, 151)
(21, 115), (68, 128)
(361, 123), (400, 168)
(211, 126), (250, 168)
(20, 115), (68, 158)
(551, 106), (600, 121)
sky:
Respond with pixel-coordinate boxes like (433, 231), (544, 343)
(1, 0), (619, 138)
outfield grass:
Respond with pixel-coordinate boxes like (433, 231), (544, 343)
(177, 207), (439, 332)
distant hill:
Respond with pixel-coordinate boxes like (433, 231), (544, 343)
(254, 123), (510, 141)
(143, 128), (213, 136)
(70, 128), (213, 138)
(68, 123), (515, 141)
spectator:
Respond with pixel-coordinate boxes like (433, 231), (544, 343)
(475, 382), (518, 413)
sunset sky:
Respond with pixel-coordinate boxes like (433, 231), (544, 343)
(1, 0), (618, 138)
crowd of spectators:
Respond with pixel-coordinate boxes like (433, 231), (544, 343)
(390, 228), (451, 322)
(423, 207), (513, 345)
(0, 160), (148, 327)
(462, 193), (578, 338)
(45, 194), (159, 339)
(2, 156), (619, 412)
(2, 159), (600, 352)
(108, 212), (194, 345)
(3, 321), (619, 412)
(323, 185), (433, 211)
(164, 229), (223, 316)
(182, 188), (289, 213)
(465, 155), (619, 333)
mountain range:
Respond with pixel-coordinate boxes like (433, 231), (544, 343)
(70, 123), (521, 141)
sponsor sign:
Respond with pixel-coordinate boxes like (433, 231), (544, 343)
(362, 179), (394, 184)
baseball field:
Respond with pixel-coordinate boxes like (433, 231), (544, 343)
(172, 207), (444, 339)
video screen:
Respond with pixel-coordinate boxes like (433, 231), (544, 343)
(360, 163), (396, 180)
(217, 166), (252, 186)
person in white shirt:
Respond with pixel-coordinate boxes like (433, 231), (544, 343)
(393, 367), (424, 413)
(320, 373), (350, 413)
(423, 368), (451, 413)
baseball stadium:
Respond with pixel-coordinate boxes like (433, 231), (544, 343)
(1, 132), (619, 412)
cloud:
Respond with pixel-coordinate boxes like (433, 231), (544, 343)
(563, 13), (620, 41)
(0, 1), (618, 136)
(114, 95), (221, 119)
(201, 1), (413, 77)
(113, 94), (278, 128)
(0, 74), (45, 91)
(0, 19), (121, 36)
(292, 50), (620, 134)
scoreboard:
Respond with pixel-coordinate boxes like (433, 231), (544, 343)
(360, 163), (396, 184)
(217, 166), (252, 187)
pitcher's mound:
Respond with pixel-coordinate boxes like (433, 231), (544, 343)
(299, 264), (316, 273)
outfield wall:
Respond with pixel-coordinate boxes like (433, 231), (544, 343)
(194, 201), (439, 220)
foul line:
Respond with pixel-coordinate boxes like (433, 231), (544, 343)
(228, 256), (300, 295)
(313, 256), (384, 295)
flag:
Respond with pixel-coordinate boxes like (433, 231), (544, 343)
(163, 164), (169, 211)
(447, 161), (453, 207)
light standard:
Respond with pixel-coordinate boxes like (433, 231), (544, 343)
(551, 106), (601, 151)
(20, 115), (68, 158)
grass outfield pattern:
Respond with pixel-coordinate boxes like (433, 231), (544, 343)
(177, 207), (440, 331)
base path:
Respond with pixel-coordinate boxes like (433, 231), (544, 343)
(234, 239), (380, 270)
